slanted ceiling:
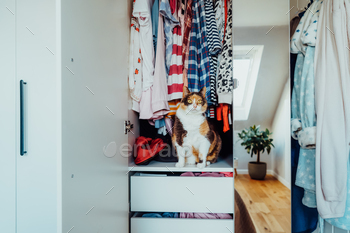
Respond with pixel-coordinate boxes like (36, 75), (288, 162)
(233, 25), (289, 131)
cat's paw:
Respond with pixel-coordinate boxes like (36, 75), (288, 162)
(197, 162), (206, 169)
(175, 162), (185, 168)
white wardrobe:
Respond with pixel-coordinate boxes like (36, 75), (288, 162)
(0, 0), (235, 233)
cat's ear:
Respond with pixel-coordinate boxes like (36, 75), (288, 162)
(199, 87), (206, 98)
(183, 86), (190, 98)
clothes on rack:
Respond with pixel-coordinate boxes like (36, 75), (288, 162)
(290, 0), (322, 210)
(205, 0), (222, 105)
(216, 0), (233, 104)
(167, 2), (184, 100)
(151, 0), (159, 55)
(187, 0), (211, 101)
(133, 0), (155, 92)
(325, 156), (350, 230)
(129, 15), (143, 107)
(181, 0), (193, 86)
(129, 0), (233, 135)
(314, 0), (350, 219)
(217, 103), (230, 133)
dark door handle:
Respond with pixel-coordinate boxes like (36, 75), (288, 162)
(20, 80), (27, 155)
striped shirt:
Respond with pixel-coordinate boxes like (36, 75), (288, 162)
(168, 21), (184, 100)
(204, 0), (222, 104)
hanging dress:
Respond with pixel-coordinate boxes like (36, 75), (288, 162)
(290, 0), (322, 209)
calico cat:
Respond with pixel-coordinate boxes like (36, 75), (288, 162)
(172, 86), (222, 168)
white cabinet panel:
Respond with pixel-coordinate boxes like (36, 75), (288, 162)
(131, 216), (234, 233)
(61, 0), (130, 232)
(0, 0), (16, 232)
(131, 174), (234, 213)
(16, 0), (59, 232)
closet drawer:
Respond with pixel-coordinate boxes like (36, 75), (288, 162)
(131, 217), (234, 233)
(130, 174), (234, 213)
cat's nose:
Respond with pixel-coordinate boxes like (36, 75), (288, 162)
(193, 104), (197, 108)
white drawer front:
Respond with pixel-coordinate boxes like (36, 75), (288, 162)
(130, 176), (234, 213)
(131, 217), (234, 233)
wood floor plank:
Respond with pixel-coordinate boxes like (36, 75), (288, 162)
(235, 174), (291, 233)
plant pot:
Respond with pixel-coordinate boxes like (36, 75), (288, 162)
(248, 162), (267, 180)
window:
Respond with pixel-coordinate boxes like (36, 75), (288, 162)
(233, 45), (264, 121)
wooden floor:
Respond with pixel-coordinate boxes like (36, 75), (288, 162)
(235, 174), (291, 233)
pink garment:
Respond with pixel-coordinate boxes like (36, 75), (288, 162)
(219, 172), (233, 177)
(180, 172), (225, 177)
(179, 172), (232, 220)
(140, 2), (170, 120)
(180, 212), (232, 219)
(152, 3), (170, 116)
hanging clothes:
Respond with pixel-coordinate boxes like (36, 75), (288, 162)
(204, 0), (221, 105)
(217, 103), (230, 133)
(129, 10), (143, 112)
(290, 0), (322, 209)
(187, 0), (211, 101)
(151, 2), (170, 118)
(314, 0), (350, 219)
(181, 0), (193, 87)
(215, 0), (225, 42)
(216, 0), (233, 104)
(151, 0), (159, 55)
(325, 157), (350, 230)
(133, 0), (155, 92)
(160, 0), (179, 77)
(167, 1), (184, 100)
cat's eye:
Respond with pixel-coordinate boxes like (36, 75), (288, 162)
(197, 100), (202, 104)
(187, 100), (192, 104)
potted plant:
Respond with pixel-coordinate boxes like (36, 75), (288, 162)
(237, 125), (274, 180)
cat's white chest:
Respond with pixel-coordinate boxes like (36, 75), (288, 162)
(177, 112), (206, 148)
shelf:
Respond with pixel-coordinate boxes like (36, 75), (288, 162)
(128, 159), (233, 173)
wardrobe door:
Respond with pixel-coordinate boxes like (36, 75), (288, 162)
(0, 0), (16, 232)
(15, 0), (60, 232)
(61, 0), (130, 232)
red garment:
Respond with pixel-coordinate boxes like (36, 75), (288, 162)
(217, 103), (230, 133)
(223, 0), (228, 43)
(170, 0), (176, 14)
(134, 137), (166, 165)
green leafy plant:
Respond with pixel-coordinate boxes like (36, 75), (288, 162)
(237, 125), (274, 163)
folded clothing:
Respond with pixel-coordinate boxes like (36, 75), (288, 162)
(180, 172), (233, 177)
(142, 212), (179, 218)
(180, 212), (232, 219)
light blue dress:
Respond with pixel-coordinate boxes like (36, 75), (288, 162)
(292, 46), (317, 208)
(290, 0), (322, 209)
(159, 0), (179, 77)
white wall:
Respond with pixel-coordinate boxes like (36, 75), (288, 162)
(234, 26), (289, 131)
(270, 80), (291, 189)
